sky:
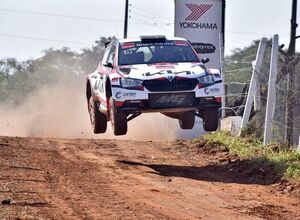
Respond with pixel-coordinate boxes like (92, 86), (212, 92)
(0, 0), (296, 60)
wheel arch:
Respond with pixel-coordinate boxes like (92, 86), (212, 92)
(86, 79), (92, 101)
(105, 77), (112, 99)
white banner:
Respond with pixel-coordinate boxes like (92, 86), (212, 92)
(174, 0), (224, 69)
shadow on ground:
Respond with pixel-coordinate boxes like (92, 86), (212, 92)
(118, 159), (281, 185)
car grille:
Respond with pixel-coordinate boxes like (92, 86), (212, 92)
(143, 78), (198, 92)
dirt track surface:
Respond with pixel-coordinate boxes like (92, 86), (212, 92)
(1, 136), (300, 220)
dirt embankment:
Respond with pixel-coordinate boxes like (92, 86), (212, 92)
(1, 136), (300, 220)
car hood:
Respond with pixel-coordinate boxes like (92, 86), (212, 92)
(118, 62), (207, 80)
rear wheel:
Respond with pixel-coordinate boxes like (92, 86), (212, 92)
(89, 97), (107, 134)
(179, 111), (195, 129)
(109, 97), (128, 136)
(202, 108), (219, 131)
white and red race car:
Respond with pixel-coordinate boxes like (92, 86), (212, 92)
(86, 36), (223, 136)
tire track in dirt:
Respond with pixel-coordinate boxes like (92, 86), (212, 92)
(1, 136), (300, 219)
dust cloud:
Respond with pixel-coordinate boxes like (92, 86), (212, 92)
(0, 76), (204, 140)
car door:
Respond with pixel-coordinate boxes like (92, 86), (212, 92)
(96, 42), (117, 105)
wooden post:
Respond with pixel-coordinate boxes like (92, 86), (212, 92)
(263, 35), (279, 145)
(240, 38), (267, 134)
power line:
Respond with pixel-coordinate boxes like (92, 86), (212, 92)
(0, 7), (174, 28)
(129, 17), (172, 31)
(0, 8), (124, 24)
(130, 10), (158, 21)
(0, 34), (90, 46)
(129, 11), (173, 26)
(129, 17), (153, 26)
(0, 7), (172, 28)
(130, 4), (172, 21)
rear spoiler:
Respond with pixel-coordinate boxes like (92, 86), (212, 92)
(140, 35), (166, 43)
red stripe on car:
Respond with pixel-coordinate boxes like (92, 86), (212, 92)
(174, 40), (188, 46)
(115, 101), (125, 107)
(121, 43), (135, 49)
(215, 97), (222, 103)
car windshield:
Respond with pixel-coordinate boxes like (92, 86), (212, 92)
(118, 40), (199, 66)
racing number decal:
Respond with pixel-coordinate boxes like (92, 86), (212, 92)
(156, 95), (186, 105)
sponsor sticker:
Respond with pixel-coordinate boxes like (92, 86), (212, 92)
(116, 91), (122, 99)
(136, 42), (175, 47)
(123, 48), (135, 55)
(204, 87), (220, 95)
(115, 91), (137, 99)
(123, 92), (137, 98)
(155, 65), (175, 69)
(191, 42), (216, 54)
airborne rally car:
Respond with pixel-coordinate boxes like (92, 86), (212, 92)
(86, 36), (223, 136)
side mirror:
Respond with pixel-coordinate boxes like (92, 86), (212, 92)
(103, 61), (113, 68)
(201, 58), (210, 64)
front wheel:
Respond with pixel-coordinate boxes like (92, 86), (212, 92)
(109, 97), (128, 136)
(89, 97), (107, 134)
(179, 111), (195, 129)
(202, 108), (219, 131)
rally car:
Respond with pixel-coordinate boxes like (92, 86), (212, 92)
(86, 35), (223, 136)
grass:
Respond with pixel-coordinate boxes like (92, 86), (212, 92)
(199, 132), (300, 180)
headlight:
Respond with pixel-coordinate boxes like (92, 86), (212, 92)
(120, 78), (143, 88)
(197, 74), (214, 85)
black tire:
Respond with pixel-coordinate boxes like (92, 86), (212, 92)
(89, 97), (107, 134)
(202, 108), (219, 131)
(179, 111), (195, 129)
(109, 97), (128, 136)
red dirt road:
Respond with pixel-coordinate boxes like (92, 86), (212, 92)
(1, 136), (300, 219)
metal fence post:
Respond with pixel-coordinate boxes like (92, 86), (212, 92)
(263, 35), (279, 145)
(240, 38), (268, 134)
(219, 33), (226, 118)
(253, 61), (262, 111)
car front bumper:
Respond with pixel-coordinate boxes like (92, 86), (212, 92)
(116, 96), (221, 114)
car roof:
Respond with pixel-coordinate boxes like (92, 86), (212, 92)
(118, 36), (188, 44)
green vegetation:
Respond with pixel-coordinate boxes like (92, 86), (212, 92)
(201, 132), (300, 179)
(0, 37), (114, 106)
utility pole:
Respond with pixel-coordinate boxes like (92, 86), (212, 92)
(124, 0), (129, 39)
(285, 0), (298, 144)
(288, 0), (298, 55)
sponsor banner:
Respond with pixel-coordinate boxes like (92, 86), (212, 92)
(174, 0), (224, 69)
